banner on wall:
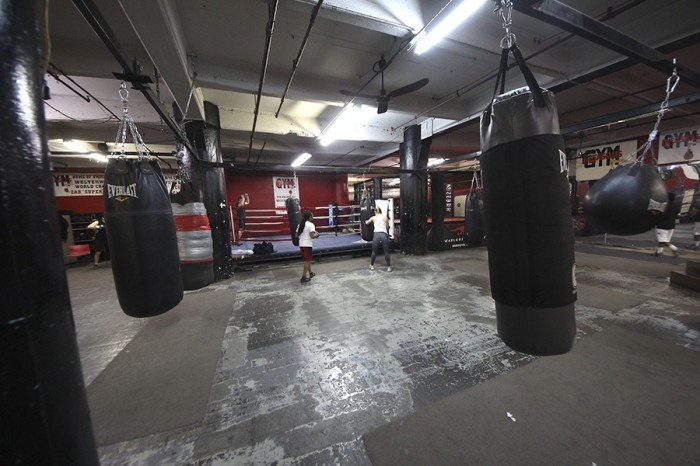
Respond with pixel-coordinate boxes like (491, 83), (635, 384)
(273, 176), (300, 212)
(53, 173), (177, 197)
(659, 126), (700, 165)
(574, 140), (638, 181)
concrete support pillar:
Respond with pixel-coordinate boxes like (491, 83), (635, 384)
(399, 125), (431, 255)
(0, 1), (98, 463)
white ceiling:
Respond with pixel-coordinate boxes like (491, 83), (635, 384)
(44, 0), (700, 171)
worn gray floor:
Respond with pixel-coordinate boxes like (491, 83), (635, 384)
(66, 224), (700, 465)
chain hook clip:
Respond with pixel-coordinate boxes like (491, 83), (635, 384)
(496, 0), (516, 49)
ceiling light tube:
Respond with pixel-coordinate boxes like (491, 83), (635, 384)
(291, 152), (312, 167)
(320, 103), (355, 147)
(63, 139), (90, 153)
(89, 152), (109, 163)
(413, 0), (487, 55)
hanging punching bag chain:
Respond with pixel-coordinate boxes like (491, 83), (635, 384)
(624, 60), (680, 166)
(110, 81), (152, 161)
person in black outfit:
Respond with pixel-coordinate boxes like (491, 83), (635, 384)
(58, 212), (69, 244)
(652, 192), (679, 258)
(88, 216), (108, 268)
(236, 193), (250, 243)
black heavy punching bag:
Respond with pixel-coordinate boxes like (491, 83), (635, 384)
(286, 197), (302, 246)
(171, 179), (214, 291)
(583, 163), (667, 235)
(104, 158), (183, 317)
(480, 45), (576, 356)
(360, 194), (376, 241)
(465, 180), (485, 247)
(465, 191), (485, 246)
(427, 172), (448, 250)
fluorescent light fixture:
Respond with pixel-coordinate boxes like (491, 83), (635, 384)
(89, 152), (109, 163)
(412, 0), (487, 55)
(320, 103), (356, 147)
(63, 139), (89, 153)
(320, 104), (377, 147)
(428, 157), (446, 166)
(291, 152), (312, 167)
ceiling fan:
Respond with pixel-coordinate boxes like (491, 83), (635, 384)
(340, 56), (429, 114)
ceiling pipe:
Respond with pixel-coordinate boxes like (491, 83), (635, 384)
(275, 0), (324, 118)
(396, 0), (673, 130)
(510, 0), (700, 88)
(70, 0), (196, 156)
(560, 91), (700, 135)
(247, 0), (280, 163)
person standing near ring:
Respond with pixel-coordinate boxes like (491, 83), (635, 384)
(366, 206), (392, 272)
(87, 215), (108, 268)
(653, 192), (680, 258)
(236, 193), (250, 242)
(296, 209), (319, 283)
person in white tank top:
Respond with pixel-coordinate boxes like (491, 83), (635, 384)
(365, 206), (392, 272)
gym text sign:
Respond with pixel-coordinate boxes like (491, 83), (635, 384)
(659, 126), (700, 164)
(273, 176), (300, 211)
(574, 140), (637, 181)
(53, 173), (177, 197)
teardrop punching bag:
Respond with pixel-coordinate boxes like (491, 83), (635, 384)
(171, 180), (214, 291)
(286, 197), (302, 246)
(480, 45), (576, 356)
(104, 158), (183, 317)
(583, 163), (667, 235)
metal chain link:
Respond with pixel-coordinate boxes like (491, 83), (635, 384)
(109, 81), (152, 160)
(623, 61), (680, 165)
(496, 0), (516, 49)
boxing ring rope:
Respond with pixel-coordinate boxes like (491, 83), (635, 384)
(231, 204), (364, 244)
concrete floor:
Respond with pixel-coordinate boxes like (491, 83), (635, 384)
(66, 224), (700, 465)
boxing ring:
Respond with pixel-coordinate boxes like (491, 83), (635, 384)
(229, 203), (384, 266)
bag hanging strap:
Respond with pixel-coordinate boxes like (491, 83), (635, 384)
(490, 44), (545, 108)
(509, 44), (545, 108)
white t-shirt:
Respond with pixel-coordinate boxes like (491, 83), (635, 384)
(372, 215), (388, 234)
(298, 221), (317, 247)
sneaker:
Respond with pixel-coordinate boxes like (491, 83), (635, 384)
(300, 276), (311, 283)
(387, 266), (392, 272)
(369, 264), (374, 271)
(651, 252), (662, 257)
(672, 250), (679, 258)
(309, 272), (316, 279)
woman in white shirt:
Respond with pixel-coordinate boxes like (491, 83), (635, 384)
(365, 206), (392, 272)
(296, 209), (319, 282)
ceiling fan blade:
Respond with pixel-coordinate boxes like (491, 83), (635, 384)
(339, 90), (378, 99)
(387, 78), (429, 99)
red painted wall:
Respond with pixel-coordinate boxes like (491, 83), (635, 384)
(226, 172), (349, 211)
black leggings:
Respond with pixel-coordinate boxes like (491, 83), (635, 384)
(371, 232), (391, 266)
